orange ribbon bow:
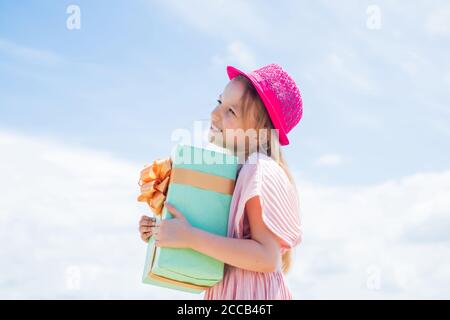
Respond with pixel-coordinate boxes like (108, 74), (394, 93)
(137, 158), (172, 215)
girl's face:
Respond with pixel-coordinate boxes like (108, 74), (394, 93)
(209, 79), (251, 152)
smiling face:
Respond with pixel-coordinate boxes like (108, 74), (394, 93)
(209, 76), (278, 160)
(209, 78), (252, 154)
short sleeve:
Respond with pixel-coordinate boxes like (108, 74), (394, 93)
(240, 153), (302, 249)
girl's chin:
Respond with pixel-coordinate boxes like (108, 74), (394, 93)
(207, 131), (246, 153)
(208, 136), (234, 152)
(208, 138), (224, 149)
(208, 139), (238, 153)
(208, 130), (223, 144)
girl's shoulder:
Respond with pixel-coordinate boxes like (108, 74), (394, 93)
(237, 151), (298, 206)
(238, 152), (302, 249)
(239, 152), (291, 185)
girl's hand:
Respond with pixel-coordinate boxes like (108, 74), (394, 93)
(153, 202), (193, 249)
(139, 215), (156, 243)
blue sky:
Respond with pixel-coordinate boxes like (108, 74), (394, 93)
(1, 1), (450, 299)
(1, 0), (448, 186)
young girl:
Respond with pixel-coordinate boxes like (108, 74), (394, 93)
(139, 64), (303, 300)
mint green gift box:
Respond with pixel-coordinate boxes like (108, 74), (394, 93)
(142, 144), (239, 293)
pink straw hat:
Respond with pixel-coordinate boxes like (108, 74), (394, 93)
(227, 64), (303, 146)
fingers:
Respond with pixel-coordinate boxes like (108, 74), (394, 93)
(139, 216), (156, 226)
(139, 216), (157, 242)
(139, 226), (153, 233)
(141, 232), (152, 243)
(152, 222), (164, 247)
(140, 223), (158, 242)
(140, 220), (156, 227)
(140, 215), (156, 223)
(164, 202), (176, 214)
(141, 215), (156, 221)
(138, 215), (165, 246)
(154, 234), (162, 247)
(164, 202), (184, 219)
(151, 224), (161, 236)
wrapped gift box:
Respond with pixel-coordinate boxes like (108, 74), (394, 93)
(138, 144), (239, 293)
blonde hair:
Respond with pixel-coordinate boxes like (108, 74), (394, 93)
(234, 75), (298, 274)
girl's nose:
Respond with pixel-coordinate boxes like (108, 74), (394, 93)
(211, 106), (220, 122)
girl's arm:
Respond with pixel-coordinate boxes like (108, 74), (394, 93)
(161, 197), (282, 273)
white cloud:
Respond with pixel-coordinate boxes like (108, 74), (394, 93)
(0, 38), (64, 66)
(211, 41), (257, 70)
(399, 52), (432, 78)
(431, 119), (450, 136)
(326, 53), (377, 95)
(1, 131), (449, 299)
(425, 6), (450, 36)
(152, 0), (271, 44)
(445, 72), (450, 88)
(0, 131), (196, 299)
(314, 154), (344, 167)
(291, 172), (450, 299)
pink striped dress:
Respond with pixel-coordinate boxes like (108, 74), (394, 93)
(204, 152), (302, 300)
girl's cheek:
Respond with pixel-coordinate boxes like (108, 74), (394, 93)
(223, 114), (240, 130)
(221, 117), (232, 131)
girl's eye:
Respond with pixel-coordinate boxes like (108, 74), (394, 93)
(217, 99), (222, 105)
(228, 108), (236, 116)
